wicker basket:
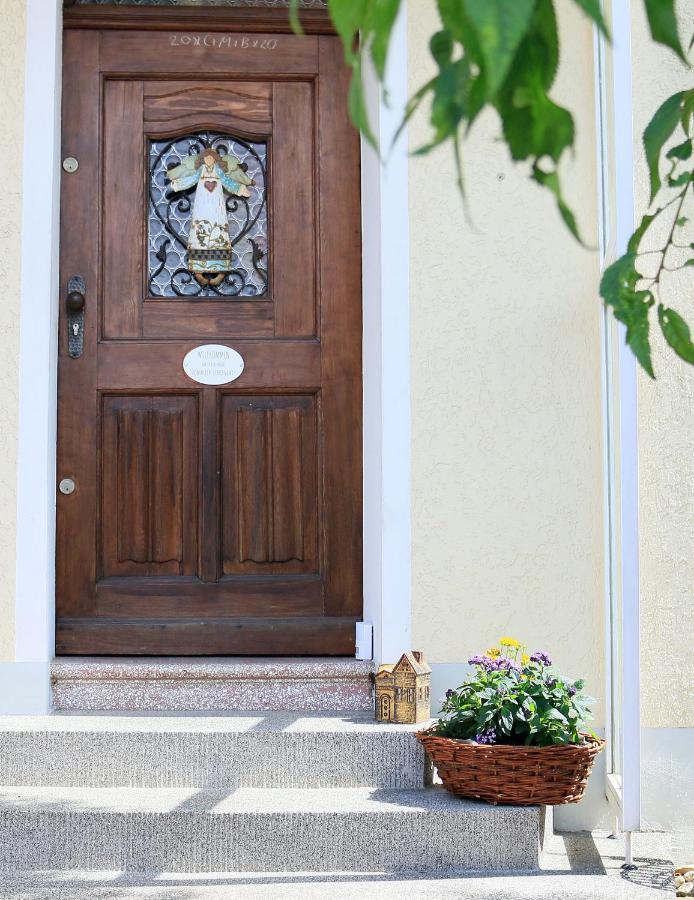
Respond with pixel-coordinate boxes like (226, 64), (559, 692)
(417, 727), (606, 806)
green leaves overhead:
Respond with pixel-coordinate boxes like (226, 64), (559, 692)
(644, 0), (687, 63)
(289, 0), (694, 374)
(644, 92), (685, 201)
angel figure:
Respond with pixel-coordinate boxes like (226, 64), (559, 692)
(166, 146), (255, 287)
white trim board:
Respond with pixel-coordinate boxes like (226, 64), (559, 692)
(361, 2), (412, 665)
(9, 1), (411, 712)
(13, 0), (62, 711)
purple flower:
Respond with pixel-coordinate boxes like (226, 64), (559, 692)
(568, 685), (577, 697)
(497, 657), (520, 672)
(475, 728), (496, 745)
(545, 677), (557, 689)
(530, 651), (552, 666)
(445, 689), (454, 700)
(468, 655), (488, 667)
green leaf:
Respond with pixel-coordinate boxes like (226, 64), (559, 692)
(600, 253), (656, 377)
(288, 0), (303, 34)
(658, 304), (694, 365)
(430, 29), (454, 67)
(416, 57), (471, 153)
(676, 216), (688, 226)
(347, 58), (377, 151)
(389, 77), (437, 151)
(495, 2), (571, 164)
(437, 0), (482, 63)
(666, 138), (692, 161)
(327, 0), (367, 57)
(460, 0), (535, 98)
(628, 212), (656, 253)
(682, 90), (694, 133)
(644, 92), (685, 201)
(365, 0), (401, 80)
(499, 707), (514, 735)
(668, 171), (692, 188)
(531, 164), (583, 243)
(643, 0), (687, 63)
(570, 0), (610, 37)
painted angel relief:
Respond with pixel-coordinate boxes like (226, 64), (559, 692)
(165, 146), (256, 287)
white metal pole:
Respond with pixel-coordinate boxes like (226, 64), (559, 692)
(612, 0), (642, 848)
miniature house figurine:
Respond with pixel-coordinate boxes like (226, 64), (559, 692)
(375, 651), (432, 723)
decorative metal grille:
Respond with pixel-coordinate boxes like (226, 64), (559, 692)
(149, 132), (268, 298)
(75, 1), (326, 7)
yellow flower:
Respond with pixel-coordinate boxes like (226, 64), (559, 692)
(499, 637), (520, 649)
(486, 647), (501, 658)
(522, 653), (530, 665)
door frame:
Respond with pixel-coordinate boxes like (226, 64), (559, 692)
(12, 0), (411, 710)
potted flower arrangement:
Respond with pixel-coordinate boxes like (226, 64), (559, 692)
(417, 638), (605, 805)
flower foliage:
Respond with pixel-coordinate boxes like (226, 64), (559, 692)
(434, 638), (595, 747)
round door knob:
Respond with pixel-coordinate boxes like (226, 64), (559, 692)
(66, 290), (85, 313)
(58, 478), (76, 495)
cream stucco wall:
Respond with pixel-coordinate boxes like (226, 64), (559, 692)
(408, 0), (606, 723)
(0, 0), (25, 662)
(632, 2), (694, 730)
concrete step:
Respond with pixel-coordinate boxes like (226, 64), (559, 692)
(51, 657), (375, 712)
(0, 871), (666, 900)
(0, 712), (427, 789)
(0, 785), (542, 873)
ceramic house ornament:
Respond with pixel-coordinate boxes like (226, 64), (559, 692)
(375, 651), (432, 724)
(165, 146), (255, 287)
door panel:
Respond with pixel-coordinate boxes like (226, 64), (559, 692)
(56, 16), (362, 655)
(100, 395), (199, 579)
(220, 394), (318, 575)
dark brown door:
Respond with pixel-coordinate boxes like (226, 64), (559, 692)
(56, 9), (362, 655)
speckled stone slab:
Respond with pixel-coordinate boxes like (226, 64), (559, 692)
(51, 657), (375, 711)
(0, 785), (541, 873)
(0, 712), (430, 789)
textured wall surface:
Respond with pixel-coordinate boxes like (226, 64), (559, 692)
(407, 0), (605, 722)
(632, 3), (694, 729)
(0, 0), (26, 661)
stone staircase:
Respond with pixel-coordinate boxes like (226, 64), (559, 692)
(0, 712), (543, 874)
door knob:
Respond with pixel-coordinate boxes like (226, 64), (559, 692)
(66, 290), (85, 313)
(66, 275), (86, 358)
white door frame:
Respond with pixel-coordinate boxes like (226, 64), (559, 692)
(10, 0), (411, 712)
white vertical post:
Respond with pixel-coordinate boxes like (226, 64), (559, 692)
(612, 0), (642, 842)
(361, 3), (412, 665)
(14, 0), (62, 711)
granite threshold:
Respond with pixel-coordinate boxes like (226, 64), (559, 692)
(51, 657), (376, 712)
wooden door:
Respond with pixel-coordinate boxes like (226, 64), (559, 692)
(56, 8), (362, 655)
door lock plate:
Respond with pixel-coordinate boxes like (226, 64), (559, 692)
(66, 275), (85, 358)
(58, 478), (76, 495)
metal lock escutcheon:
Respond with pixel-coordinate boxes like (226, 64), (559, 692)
(66, 275), (86, 358)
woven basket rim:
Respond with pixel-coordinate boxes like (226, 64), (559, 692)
(416, 725), (606, 753)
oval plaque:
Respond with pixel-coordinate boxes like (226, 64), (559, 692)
(183, 344), (244, 385)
